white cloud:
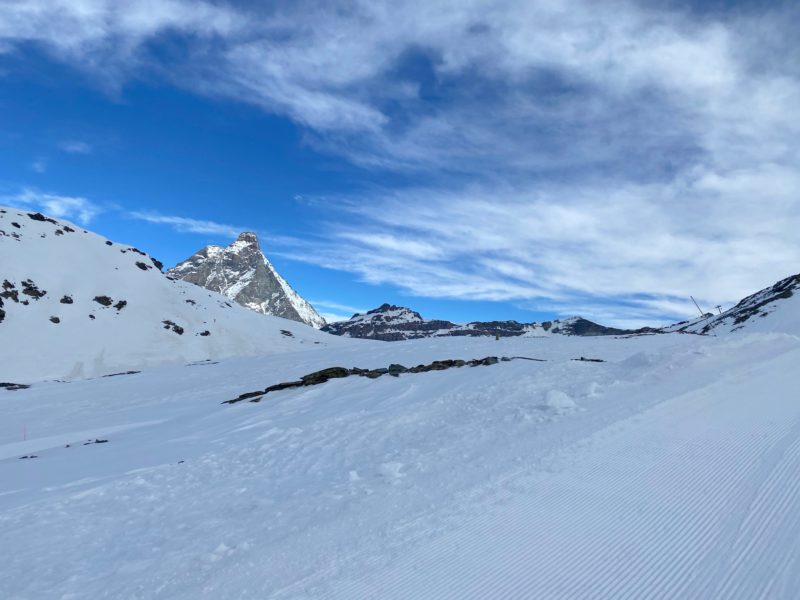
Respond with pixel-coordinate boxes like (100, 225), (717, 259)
(317, 311), (351, 324)
(60, 141), (92, 154)
(30, 158), (47, 173)
(310, 300), (368, 317)
(6, 188), (100, 224)
(128, 211), (242, 238)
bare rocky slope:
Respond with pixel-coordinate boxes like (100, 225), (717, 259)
(167, 232), (325, 328)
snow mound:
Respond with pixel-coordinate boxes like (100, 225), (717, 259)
(544, 389), (577, 412)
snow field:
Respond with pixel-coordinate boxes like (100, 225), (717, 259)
(2, 330), (799, 598)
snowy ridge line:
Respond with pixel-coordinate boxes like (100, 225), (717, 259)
(223, 355), (563, 404)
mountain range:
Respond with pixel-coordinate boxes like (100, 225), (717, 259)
(321, 304), (657, 341)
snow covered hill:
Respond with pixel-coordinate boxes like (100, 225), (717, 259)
(2, 324), (800, 598)
(664, 272), (800, 336)
(322, 302), (651, 340)
(167, 232), (326, 328)
(0, 207), (346, 382)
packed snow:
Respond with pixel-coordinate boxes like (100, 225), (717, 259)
(3, 315), (800, 597)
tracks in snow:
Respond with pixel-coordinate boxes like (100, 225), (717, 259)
(324, 346), (800, 599)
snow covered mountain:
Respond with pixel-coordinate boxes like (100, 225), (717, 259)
(167, 232), (325, 328)
(321, 303), (650, 341)
(664, 272), (800, 336)
(0, 207), (344, 382)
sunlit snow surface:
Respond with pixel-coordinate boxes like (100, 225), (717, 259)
(0, 207), (343, 381)
(3, 328), (800, 599)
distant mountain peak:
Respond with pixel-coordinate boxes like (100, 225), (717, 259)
(167, 233), (325, 328)
(322, 303), (639, 341)
(232, 231), (259, 247)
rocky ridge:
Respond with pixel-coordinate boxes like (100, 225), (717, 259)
(321, 303), (654, 341)
(167, 232), (325, 328)
(663, 272), (800, 335)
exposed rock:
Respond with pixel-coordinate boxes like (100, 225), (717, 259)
(135, 261), (149, 271)
(223, 390), (267, 404)
(60, 295), (74, 304)
(265, 380), (303, 393)
(224, 355), (544, 404)
(167, 232), (325, 328)
(301, 367), (350, 385)
(27, 212), (57, 224)
(21, 279), (46, 299)
(102, 371), (141, 377)
(198, 330), (211, 336)
(0, 382), (30, 391)
(113, 300), (127, 311)
(49, 316), (60, 324)
(93, 295), (113, 307)
(387, 363), (407, 376)
(162, 320), (184, 335)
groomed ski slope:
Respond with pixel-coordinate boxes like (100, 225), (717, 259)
(2, 330), (800, 598)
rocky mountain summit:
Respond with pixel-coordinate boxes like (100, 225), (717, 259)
(167, 232), (325, 328)
(321, 302), (651, 341)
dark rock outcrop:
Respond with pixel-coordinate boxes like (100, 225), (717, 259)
(224, 355), (549, 404)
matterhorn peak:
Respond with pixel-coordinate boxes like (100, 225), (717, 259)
(167, 233), (325, 328)
(235, 231), (259, 244)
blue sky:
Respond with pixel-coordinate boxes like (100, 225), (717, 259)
(1, 1), (798, 326)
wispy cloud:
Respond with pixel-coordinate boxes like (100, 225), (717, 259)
(310, 300), (368, 317)
(5, 188), (100, 224)
(30, 158), (47, 173)
(316, 311), (350, 324)
(128, 211), (242, 238)
(59, 140), (92, 154)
